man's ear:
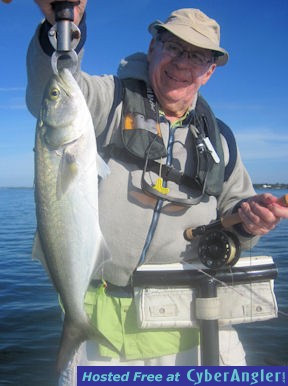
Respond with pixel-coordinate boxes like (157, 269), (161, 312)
(201, 63), (216, 85)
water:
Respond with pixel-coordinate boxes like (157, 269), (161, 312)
(236, 191), (288, 366)
(0, 188), (61, 386)
(0, 188), (287, 385)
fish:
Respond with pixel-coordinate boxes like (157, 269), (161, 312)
(33, 68), (112, 372)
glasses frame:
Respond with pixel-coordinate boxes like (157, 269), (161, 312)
(157, 37), (215, 67)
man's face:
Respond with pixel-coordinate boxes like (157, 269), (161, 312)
(147, 31), (216, 118)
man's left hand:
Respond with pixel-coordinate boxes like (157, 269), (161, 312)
(238, 193), (285, 235)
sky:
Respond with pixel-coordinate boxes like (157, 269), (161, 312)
(0, 0), (288, 187)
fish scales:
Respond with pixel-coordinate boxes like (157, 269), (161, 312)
(33, 68), (113, 372)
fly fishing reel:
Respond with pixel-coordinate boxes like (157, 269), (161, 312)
(198, 230), (241, 269)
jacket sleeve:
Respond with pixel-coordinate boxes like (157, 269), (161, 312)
(216, 120), (260, 250)
(26, 24), (58, 118)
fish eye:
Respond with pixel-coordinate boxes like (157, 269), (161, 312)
(49, 87), (60, 100)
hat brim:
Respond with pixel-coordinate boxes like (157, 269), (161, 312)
(148, 21), (228, 66)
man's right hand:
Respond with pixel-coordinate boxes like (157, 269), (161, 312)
(34, 0), (87, 25)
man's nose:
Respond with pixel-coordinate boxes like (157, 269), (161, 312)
(172, 51), (191, 68)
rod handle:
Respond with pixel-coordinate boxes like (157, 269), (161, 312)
(184, 193), (288, 241)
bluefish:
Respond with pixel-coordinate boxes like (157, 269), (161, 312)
(33, 68), (113, 372)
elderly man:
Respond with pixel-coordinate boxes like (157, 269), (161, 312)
(27, 1), (286, 384)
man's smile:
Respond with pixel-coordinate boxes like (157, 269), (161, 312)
(164, 70), (189, 84)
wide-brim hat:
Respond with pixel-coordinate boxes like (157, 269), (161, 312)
(148, 8), (229, 66)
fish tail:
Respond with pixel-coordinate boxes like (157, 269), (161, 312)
(56, 319), (85, 373)
(56, 316), (118, 373)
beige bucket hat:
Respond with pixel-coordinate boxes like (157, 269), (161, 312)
(148, 8), (229, 66)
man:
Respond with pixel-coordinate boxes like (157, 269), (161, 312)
(27, 1), (286, 384)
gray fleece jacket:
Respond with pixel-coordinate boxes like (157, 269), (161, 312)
(26, 24), (258, 286)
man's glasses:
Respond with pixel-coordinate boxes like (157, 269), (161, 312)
(158, 39), (214, 67)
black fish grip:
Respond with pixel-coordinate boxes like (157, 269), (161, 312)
(49, 1), (81, 74)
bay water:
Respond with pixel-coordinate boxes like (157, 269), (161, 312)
(0, 187), (287, 385)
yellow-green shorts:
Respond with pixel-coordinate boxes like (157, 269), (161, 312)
(84, 283), (199, 360)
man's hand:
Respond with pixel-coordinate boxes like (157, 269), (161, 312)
(238, 193), (287, 235)
(34, 0), (87, 25)
(266, 194), (288, 219)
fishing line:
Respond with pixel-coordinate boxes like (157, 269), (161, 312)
(248, 239), (253, 321)
(187, 263), (248, 298)
(187, 257), (278, 314)
(189, 230), (288, 324)
(277, 310), (288, 318)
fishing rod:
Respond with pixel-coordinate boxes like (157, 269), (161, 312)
(184, 193), (288, 241)
(183, 194), (288, 269)
(134, 199), (284, 364)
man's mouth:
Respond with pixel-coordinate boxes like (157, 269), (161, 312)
(165, 71), (188, 84)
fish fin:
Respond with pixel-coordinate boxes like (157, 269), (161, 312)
(56, 318), (86, 373)
(57, 148), (79, 199)
(92, 234), (112, 278)
(96, 153), (110, 179)
(56, 316), (118, 373)
(32, 231), (53, 279)
(32, 231), (45, 262)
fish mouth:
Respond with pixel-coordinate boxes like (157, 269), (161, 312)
(57, 69), (77, 96)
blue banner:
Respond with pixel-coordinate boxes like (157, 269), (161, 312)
(77, 366), (287, 386)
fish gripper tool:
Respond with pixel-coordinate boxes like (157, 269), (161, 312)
(49, 1), (81, 74)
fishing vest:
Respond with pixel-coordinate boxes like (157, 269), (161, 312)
(105, 78), (229, 204)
